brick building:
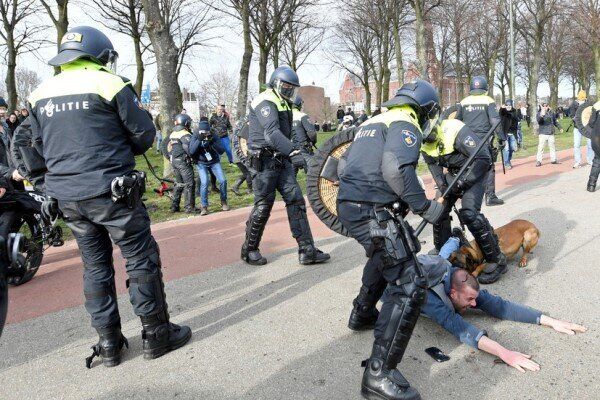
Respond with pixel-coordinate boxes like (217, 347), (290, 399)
(298, 85), (336, 124)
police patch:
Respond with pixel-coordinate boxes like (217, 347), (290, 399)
(402, 130), (417, 147)
(464, 135), (476, 148)
(61, 32), (83, 44)
(260, 105), (271, 118)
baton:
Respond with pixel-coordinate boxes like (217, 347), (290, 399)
(414, 120), (501, 237)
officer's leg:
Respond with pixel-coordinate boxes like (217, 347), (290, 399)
(181, 161), (196, 212)
(58, 200), (127, 368)
(432, 200), (453, 252)
(587, 133), (600, 192)
(363, 258), (425, 400)
(459, 183), (506, 284)
(171, 159), (184, 212)
(85, 197), (191, 360)
(232, 162), (247, 195)
(337, 201), (386, 331)
(277, 160), (330, 265)
(241, 162), (278, 265)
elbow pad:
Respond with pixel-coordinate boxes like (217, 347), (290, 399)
(382, 151), (404, 196)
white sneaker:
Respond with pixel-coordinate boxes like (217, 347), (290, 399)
(573, 163), (581, 169)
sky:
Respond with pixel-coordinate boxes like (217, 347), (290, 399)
(10, 4), (580, 104)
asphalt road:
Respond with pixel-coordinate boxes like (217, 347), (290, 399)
(0, 150), (598, 400)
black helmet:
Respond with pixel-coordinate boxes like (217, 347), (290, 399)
(505, 99), (514, 107)
(382, 80), (441, 141)
(174, 114), (193, 130)
(0, 97), (7, 109)
(470, 76), (488, 95)
(49, 26), (118, 67)
(268, 66), (300, 102)
(293, 95), (303, 110)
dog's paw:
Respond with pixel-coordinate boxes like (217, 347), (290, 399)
(518, 258), (528, 268)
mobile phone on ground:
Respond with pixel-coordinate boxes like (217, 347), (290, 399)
(425, 347), (450, 362)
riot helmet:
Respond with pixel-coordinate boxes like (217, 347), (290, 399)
(49, 26), (119, 69)
(382, 79), (441, 141)
(470, 76), (488, 95)
(268, 66), (300, 102)
(293, 95), (303, 110)
(174, 114), (193, 130)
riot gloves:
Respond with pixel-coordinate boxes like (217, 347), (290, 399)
(41, 197), (61, 223)
(444, 173), (465, 197)
(289, 150), (307, 171)
(420, 199), (445, 225)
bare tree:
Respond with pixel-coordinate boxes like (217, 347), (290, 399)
(15, 67), (41, 107)
(391, 0), (413, 87)
(199, 67), (239, 113)
(541, 10), (569, 108)
(280, 13), (324, 72)
(84, 0), (147, 95)
(569, 0), (600, 88)
(408, 0), (441, 79)
(0, 0), (46, 110)
(40, 0), (69, 76)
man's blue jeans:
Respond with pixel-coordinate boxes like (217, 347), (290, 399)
(220, 136), (233, 163)
(197, 162), (227, 207)
(503, 134), (518, 166)
(573, 128), (594, 165)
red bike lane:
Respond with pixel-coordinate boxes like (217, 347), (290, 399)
(6, 148), (583, 325)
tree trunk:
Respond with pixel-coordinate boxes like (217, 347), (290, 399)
(362, 71), (372, 115)
(529, 32), (543, 135)
(393, 23), (404, 86)
(258, 45), (269, 86)
(382, 36), (391, 103)
(141, 0), (181, 135)
(53, 1), (69, 76)
(594, 44), (600, 90)
(236, 0), (253, 119)
(487, 56), (496, 98)
(413, 1), (427, 78)
(132, 34), (145, 96)
(548, 73), (559, 109)
(5, 31), (17, 110)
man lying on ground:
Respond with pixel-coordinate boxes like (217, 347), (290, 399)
(419, 236), (587, 372)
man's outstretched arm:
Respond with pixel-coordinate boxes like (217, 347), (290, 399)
(477, 335), (540, 373)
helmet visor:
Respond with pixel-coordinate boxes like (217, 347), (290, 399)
(275, 80), (299, 102)
(422, 113), (440, 142)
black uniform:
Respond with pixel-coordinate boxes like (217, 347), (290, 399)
(421, 120), (505, 275)
(167, 126), (196, 212)
(242, 88), (322, 263)
(587, 101), (600, 191)
(28, 60), (166, 331)
(456, 94), (503, 198)
(9, 117), (48, 191)
(292, 109), (316, 163)
(337, 106), (439, 400)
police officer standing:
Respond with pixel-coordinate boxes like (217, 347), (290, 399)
(337, 80), (445, 400)
(168, 114), (198, 213)
(241, 66), (330, 266)
(27, 26), (191, 367)
(586, 100), (600, 192)
(456, 76), (505, 206)
(291, 95), (317, 168)
(421, 119), (507, 284)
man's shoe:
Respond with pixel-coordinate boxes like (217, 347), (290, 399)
(361, 357), (421, 400)
(535, 161), (542, 167)
(140, 314), (192, 360)
(85, 327), (129, 369)
(485, 194), (504, 206)
(221, 201), (230, 211)
(241, 245), (267, 266)
(298, 245), (330, 265)
(184, 207), (201, 214)
(551, 160), (561, 164)
(200, 206), (209, 216)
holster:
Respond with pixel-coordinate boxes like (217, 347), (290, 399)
(369, 209), (409, 269)
(247, 149), (263, 172)
(110, 171), (146, 209)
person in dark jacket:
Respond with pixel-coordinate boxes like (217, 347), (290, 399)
(291, 96), (317, 168)
(356, 109), (368, 125)
(9, 117), (47, 191)
(209, 105), (233, 163)
(6, 112), (20, 133)
(231, 117), (253, 195)
(167, 114), (198, 213)
(499, 99), (520, 169)
(336, 105), (345, 123)
(189, 120), (228, 215)
(0, 113), (24, 190)
(571, 91), (594, 168)
(18, 108), (29, 124)
(421, 237), (586, 372)
(535, 103), (563, 166)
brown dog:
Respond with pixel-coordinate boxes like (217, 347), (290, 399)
(449, 219), (540, 277)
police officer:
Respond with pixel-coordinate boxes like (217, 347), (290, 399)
(27, 26), (191, 367)
(337, 80), (445, 400)
(586, 100), (600, 192)
(456, 76), (505, 206)
(291, 95), (317, 167)
(168, 114), (197, 213)
(421, 119), (507, 284)
(241, 66), (330, 266)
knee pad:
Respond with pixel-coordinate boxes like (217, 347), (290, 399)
(458, 208), (478, 225)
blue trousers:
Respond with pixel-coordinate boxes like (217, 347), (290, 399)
(197, 162), (227, 207)
(220, 136), (233, 163)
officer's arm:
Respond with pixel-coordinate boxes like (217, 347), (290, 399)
(211, 132), (225, 154)
(9, 123), (33, 180)
(187, 133), (202, 158)
(256, 100), (295, 155)
(382, 122), (429, 213)
(423, 154), (446, 191)
(455, 103), (463, 121)
(301, 115), (317, 144)
(114, 85), (156, 155)
(422, 293), (486, 348)
(26, 105), (45, 157)
(487, 101), (505, 140)
(455, 127), (491, 189)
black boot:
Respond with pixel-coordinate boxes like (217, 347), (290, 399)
(298, 243), (330, 265)
(469, 216), (507, 284)
(241, 245), (267, 266)
(587, 165), (600, 192)
(478, 253), (508, 284)
(140, 312), (192, 360)
(232, 176), (245, 196)
(432, 214), (452, 252)
(348, 284), (385, 331)
(85, 326), (128, 369)
(485, 193), (504, 206)
(451, 227), (470, 248)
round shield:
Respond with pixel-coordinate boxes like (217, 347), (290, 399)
(574, 100), (595, 139)
(441, 104), (458, 121)
(306, 128), (356, 237)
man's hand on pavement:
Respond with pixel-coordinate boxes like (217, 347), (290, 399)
(500, 350), (540, 373)
(540, 315), (587, 335)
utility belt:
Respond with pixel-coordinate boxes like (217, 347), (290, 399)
(110, 171), (146, 209)
(368, 202), (420, 270)
(247, 148), (286, 172)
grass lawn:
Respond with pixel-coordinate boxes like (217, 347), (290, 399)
(56, 118), (579, 240)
